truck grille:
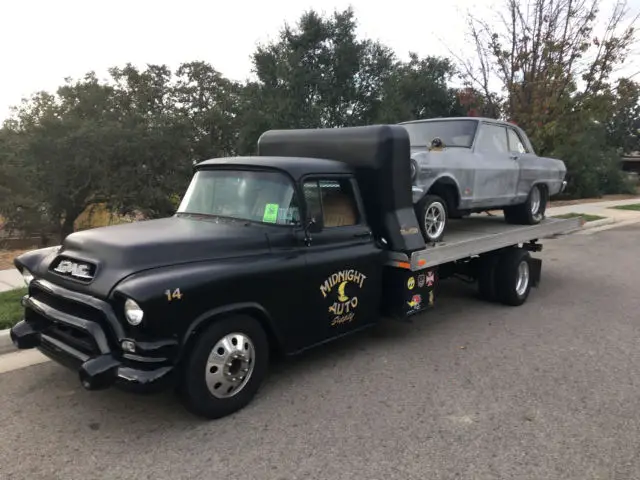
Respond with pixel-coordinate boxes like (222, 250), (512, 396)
(31, 287), (103, 323)
(26, 282), (112, 357)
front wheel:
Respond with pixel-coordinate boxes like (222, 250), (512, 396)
(416, 194), (448, 243)
(179, 315), (269, 419)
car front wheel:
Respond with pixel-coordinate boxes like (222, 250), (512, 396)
(179, 314), (269, 419)
(416, 194), (448, 243)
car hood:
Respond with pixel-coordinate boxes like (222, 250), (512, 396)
(29, 216), (272, 298)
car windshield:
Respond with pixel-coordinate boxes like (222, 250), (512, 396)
(401, 119), (479, 148)
(177, 169), (300, 226)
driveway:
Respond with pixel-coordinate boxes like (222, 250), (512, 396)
(1, 224), (639, 479)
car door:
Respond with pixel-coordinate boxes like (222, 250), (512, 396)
(472, 122), (520, 207)
(298, 175), (384, 347)
(506, 126), (537, 200)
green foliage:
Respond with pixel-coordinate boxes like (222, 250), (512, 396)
(611, 203), (640, 211)
(549, 116), (634, 197)
(0, 288), (27, 329)
(605, 78), (640, 154)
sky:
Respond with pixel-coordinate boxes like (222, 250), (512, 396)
(0, 0), (638, 121)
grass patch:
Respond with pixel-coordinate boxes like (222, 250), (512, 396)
(610, 203), (640, 211)
(553, 212), (606, 222)
(0, 287), (27, 329)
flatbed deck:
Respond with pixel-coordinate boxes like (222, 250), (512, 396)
(387, 215), (582, 271)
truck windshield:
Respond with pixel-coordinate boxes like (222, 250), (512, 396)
(401, 119), (479, 148)
(177, 169), (300, 226)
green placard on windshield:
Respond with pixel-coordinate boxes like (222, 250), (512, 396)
(263, 203), (279, 223)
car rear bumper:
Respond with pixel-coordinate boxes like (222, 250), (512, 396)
(9, 279), (179, 394)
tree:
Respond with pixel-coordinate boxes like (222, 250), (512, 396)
(243, 8), (396, 132)
(173, 61), (243, 159)
(605, 77), (640, 153)
(457, 0), (638, 196)
(376, 53), (465, 123)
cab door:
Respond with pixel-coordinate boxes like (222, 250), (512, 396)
(298, 175), (384, 348)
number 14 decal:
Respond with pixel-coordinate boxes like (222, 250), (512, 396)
(165, 288), (183, 301)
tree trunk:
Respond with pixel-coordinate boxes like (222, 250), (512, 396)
(59, 213), (78, 243)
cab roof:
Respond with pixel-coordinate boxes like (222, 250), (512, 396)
(195, 155), (352, 180)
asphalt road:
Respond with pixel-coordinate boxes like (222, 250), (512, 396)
(1, 224), (640, 480)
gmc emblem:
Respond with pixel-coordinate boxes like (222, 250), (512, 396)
(53, 259), (94, 280)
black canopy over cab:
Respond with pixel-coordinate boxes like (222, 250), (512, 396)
(257, 125), (426, 254)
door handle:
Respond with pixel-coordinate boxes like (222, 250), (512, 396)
(509, 154), (519, 160)
(353, 231), (372, 239)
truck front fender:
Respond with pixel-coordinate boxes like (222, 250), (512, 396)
(179, 302), (283, 362)
(111, 258), (288, 355)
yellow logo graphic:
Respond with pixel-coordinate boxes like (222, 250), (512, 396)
(429, 291), (434, 306)
(407, 276), (415, 290)
(337, 281), (349, 302)
(320, 269), (367, 327)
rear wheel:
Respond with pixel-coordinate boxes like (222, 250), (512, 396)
(504, 184), (547, 225)
(494, 248), (532, 306)
(180, 314), (269, 419)
(416, 194), (448, 243)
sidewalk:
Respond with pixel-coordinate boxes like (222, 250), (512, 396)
(0, 269), (22, 293)
(547, 197), (640, 226)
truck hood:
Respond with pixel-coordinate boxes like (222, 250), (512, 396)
(29, 216), (272, 298)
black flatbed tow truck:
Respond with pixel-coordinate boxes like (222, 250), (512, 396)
(9, 125), (580, 419)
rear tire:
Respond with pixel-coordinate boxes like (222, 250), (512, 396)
(416, 194), (448, 243)
(504, 184), (547, 225)
(494, 248), (532, 306)
(179, 315), (269, 419)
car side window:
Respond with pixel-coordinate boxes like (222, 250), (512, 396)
(475, 124), (509, 154)
(302, 177), (361, 228)
(507, 128), (528, 154)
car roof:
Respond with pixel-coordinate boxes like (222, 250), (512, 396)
(399, 117), (514, 126)
(195, 155), (352, 180)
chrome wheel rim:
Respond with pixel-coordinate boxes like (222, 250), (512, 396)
(515, 260), (530, 297)
(424, 202), (446, 240)
(205, 333), (255, 399)
(530, 187), (541, 215)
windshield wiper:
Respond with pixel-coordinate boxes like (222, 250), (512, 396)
(177, 212), (256, 226)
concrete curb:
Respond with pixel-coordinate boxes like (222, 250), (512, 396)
(0, 328), (15, 355)
(555, 216), (617, 235)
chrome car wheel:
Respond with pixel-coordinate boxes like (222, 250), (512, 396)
(205, 333), (255, 399)
(515, 260), (530, 297)
(424, 202), (446, 240)
(530, 186), (541, 216)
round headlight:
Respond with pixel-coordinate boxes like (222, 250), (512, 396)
(22, 269), (34, 286)
(124, 298), (144, 326)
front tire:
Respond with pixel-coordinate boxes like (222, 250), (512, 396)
(416, 194), (448, 243)
(504, 184), (547, 225)
(180, 315), (269, 419)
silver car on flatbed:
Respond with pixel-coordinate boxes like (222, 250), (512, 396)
(399, 117), (567, 243)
